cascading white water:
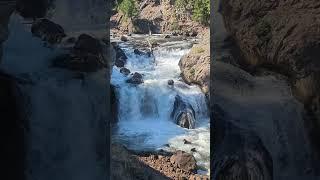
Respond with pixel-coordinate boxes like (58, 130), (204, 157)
(111, 35), (210, 174)
(2, 13), (108, 180)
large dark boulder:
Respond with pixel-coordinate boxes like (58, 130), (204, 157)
(170, 95), (195, 129)
(126, 72), (143, 84)
(112, 43), (128, 68)
(52, 34), (106, 72)
(74, 34), (103, 55)
(31, 19), (66, 45)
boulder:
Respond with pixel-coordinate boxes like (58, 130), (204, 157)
(113, 43), (128, 67)
(120, 67), (131, 76)
(168, 79), (174, 86)
(115, 58), (126, 68)
(170, 95), (196, 129)
(126, 72), (144, 84)
(74, 34), (102, 55)
(134, 49), (144, 55)
(31, 19), (66, 45)
(164, 35), (171, 39)
(170, 150), (197, 173)
(120, 35), (128, 42)
(183, 139), (191, 144)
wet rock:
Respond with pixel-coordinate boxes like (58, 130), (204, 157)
(120, 67), (131, 76)
(190, 148), (197, 152)
(183, 139), (191, 144)
(112, 43), (127, 67)
(120, 35), (128, 42)
(171, 95), (196, 129)
(134, 49), (144, 55)
(126, 72), (144, 84)
(170, 150), (197, 173)
(74, 34), (102, 55)
(164, 35), (171, 38)
(115, 58), (125, 68)
(31, 19), (66, 45)
(168, 79), (174, 86)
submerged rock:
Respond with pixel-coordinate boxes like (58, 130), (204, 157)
(126, 72), (144, 84)
(171, 95), (196, 129)
(170, 150), (197, 173)
(120, 67), (131, 76)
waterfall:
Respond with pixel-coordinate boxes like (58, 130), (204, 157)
(111, 36), (210, 174)
(48, 0), (107, 32)
(2, 13), (108, 180)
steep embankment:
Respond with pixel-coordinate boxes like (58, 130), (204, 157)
(179, 31), (210, 99)
(211, 0), (320, 179)
(111, 0), (207, 35)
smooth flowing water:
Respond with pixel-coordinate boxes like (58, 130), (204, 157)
(111, 35), (210, 174)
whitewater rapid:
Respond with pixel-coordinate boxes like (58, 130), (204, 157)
(111, 35), (210, 174)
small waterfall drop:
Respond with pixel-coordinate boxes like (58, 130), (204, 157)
(111, 36), (210, 174)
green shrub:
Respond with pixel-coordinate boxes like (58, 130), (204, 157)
(118, 0), (138, 18)
(192, 0), (210, 25)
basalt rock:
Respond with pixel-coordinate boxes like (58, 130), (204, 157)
(126, 72), (144, 84)
(31, 19), (66, 45)
(167, 79), (174, 86)
(170, 95), (195, 129)
(120, 67), (131, 76)
(112, 43), (128, 68)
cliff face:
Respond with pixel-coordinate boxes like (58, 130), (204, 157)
(211, 0), (320, 179)
(220, 0), (320, 150)
(111, 0), (207, 35)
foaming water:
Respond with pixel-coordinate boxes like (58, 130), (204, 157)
(3, 15), (107, 180)
(111, 38), (210, 174)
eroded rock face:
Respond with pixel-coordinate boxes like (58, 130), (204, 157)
(31, 19), (66, 45)
(220, 0), (320, 150)
(170, 95), (195, 129)
(179, 30), (210, 99)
